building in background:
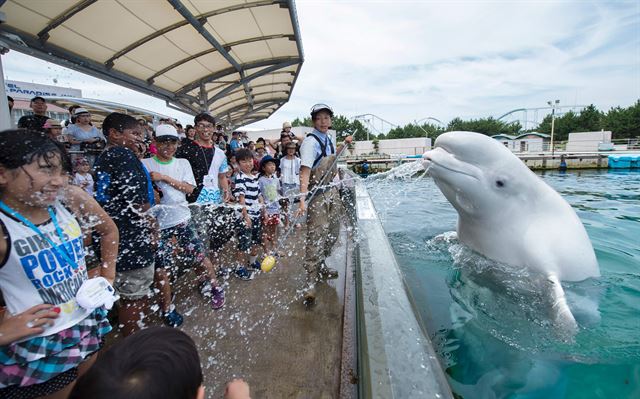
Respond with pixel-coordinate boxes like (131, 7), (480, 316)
(566, 131), (614, 152)
(5, 79), (81, 121)
(492, 132), (550, 153)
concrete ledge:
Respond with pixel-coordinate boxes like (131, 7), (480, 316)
(353, 178), (453, 398)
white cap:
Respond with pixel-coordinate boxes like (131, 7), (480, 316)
(74, 107), (90, 115)
(155, 124), (179, 140)
(282, 121), (292, 128)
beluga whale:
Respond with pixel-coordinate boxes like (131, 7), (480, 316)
(422, 131), (600, 334)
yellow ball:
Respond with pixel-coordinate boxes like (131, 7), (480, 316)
(261, 256), (276, 272)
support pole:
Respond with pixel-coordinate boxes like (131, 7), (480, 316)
(0, 51), (12, 130)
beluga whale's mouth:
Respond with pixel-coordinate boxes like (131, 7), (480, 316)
(422, 147), (479, 181)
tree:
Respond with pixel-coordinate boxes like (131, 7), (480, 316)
(291, 117), (311, 127)
(538, 107), (601, 141)
(290, 101), (640, 143)
(577, 104), (602, 132)
(351, 119), (370, 141)
(291, 114), (371, 141)
(601, 100), (640, 139)
(539, 111), (579, 141)
(331, 115), (352, 135)
(446, 117), (520, 135)
(384, 123), (443, 140)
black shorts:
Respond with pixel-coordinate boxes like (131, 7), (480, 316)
(93, 226), (154, 272)
(192, 205), (235, 253)
(235, 216), (262, 251)
(117, 227), (155, 271)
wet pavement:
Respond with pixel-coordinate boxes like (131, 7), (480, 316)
(171, 224), (355, 399)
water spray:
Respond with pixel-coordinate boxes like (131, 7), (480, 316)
(260, 141), (351, 272)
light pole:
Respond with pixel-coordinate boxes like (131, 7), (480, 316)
(365, 118), (370, 141)
(547, 99), (559, 156)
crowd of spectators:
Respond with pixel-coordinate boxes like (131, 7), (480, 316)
(1, 96), (341, 398)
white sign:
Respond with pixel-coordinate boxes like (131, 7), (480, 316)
(5, 80), (82, 99)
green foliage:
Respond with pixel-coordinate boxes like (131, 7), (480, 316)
(291, 117), (311, 127)
(287, 101), (639, 144)
(601, 100), (640, 139)
(537, 102), (639, 140)
(385, 123), (444, 140)
(331, 115), (351, 134)
(351, 119), (370, 141)
(372, 138), (380, 152)
(579, 104), (603, 131)
(447, 117), (521, 135)
(291, 114), (371, 141)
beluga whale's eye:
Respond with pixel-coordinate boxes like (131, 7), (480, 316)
(495, 180), (505, 188)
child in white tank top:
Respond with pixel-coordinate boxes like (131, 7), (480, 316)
(0, 130), (118, 398)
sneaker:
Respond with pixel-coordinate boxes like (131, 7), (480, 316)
(211, 286), (225, 310)
(163, 309), (184, 328)
(250, 260), (261, 270)
(235, 266), (254, 281)
(215, 268), (226, 278)
(318, 265), (339, 280)
(198, 279), (212, 298)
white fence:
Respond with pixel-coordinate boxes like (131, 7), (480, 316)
(351, 137), (431, 156)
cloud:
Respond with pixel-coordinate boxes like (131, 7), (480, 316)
(3, 1), (638, 131)
(254, 0), (639, 130)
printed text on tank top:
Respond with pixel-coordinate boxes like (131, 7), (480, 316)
(0, 201), (78, 269)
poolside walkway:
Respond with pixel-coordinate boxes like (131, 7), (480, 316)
(172, 224), (356, 398)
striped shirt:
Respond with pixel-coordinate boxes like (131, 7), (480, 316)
(233, 171), (262, 218)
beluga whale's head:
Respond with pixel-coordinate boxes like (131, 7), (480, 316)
(422, 131), (538, 220)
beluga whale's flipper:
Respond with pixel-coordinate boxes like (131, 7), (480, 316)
(547, 273), (578, 335)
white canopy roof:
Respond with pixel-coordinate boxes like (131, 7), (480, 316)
(0, 0), (304, 128)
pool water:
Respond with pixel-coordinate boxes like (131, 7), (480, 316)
(366, 169), (640, 399)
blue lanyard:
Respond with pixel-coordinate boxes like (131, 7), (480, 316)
(0, 201), (78, 269)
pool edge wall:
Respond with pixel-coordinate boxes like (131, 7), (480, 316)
(352, 173), (453, 398)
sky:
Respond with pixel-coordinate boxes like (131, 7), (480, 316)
(3, 0), (639, 133)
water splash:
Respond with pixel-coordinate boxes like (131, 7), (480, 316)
(366, 160), (426, 181)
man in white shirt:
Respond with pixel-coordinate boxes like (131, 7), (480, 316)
(296, 104), (352, 305)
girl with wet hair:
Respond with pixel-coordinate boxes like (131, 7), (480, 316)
(0, 130), (118, 398)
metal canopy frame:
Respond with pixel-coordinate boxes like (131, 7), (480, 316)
(0, 0), (304, 129)
(44, 96), (174, 122)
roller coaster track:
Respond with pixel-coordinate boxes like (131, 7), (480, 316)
(497, 105), (589, 130)
(351, 113), (398, 137)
